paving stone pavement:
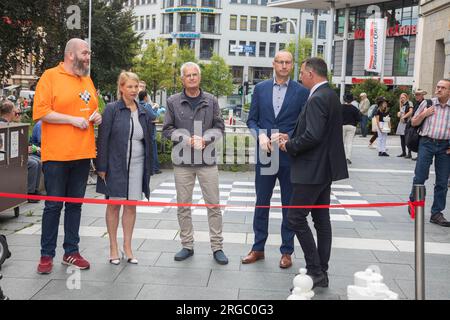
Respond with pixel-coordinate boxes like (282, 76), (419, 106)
(0, 135), (449, 300)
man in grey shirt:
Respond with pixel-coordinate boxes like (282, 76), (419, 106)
(163, 62), (227, 265)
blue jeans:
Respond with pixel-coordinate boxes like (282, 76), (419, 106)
(41, 159), (91, 257)
(360, 115), (368, 137)
(252, 165), (295, 254)
(409, 137), (450, 216)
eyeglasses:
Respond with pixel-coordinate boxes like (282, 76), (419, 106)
(274, 60), (292, 65)
(184, 73), (199, 79)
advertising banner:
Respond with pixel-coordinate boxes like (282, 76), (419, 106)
(364, 18), (386, 73)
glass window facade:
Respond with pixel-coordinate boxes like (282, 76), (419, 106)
(163, 14), (174, 33)
(201, 0), (216, 7)
(240, 15), (247, 31)
(180, 13), (196, 32)
(259, 42), (266, 57)
(201, 14), (215, 33)
(200, 39), (214, 59)
(230, 15), (237, 30)
(269, 42), (276, 57)
(250, 16), (257, 31)
(239, 40), (246, 56)
(318, 21), (326, 39)
(229, 40), (236, 55)
(180, 0), (196, 6)
(393, 36), (410, 76)
(305, 20), (313, 38)
(249, 41), (256, 56)
(260, 17), (267, 32)
(179, 39), (195, 50)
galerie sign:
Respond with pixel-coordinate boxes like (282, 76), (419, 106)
(364, 18), (386, 73)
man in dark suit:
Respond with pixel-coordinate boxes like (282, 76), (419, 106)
(243, 50), (309, 269)
(279, 57), (348, 287)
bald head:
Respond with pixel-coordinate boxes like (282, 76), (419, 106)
(63, 38), (91, 76)
(274, 50), (293, 63)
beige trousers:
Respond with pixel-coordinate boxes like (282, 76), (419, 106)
(173, 165), (223, 252)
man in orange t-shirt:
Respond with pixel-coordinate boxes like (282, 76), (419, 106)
(33, 38), (102, 275)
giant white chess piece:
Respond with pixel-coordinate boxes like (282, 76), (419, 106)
(287, 268), (315, 300)
(347, 267), (399, 300)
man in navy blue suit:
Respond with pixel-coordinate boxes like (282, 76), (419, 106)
(242, 50), (309, 269)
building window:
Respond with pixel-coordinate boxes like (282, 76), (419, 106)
(241, 0), (248, 4)
(179, 39), (195, 50)
(163, 14), (174, 33)
(270, 17), (276, 32)
(259, 42), (266, 57)
(230, 15), (237, 30)
(240, 15), (247, 31)
(249, 41), (256, 56)
(250, 0), (257, 4)
(253, 67), (272, 82)
(134, 17), (139, 31)
(260, 17), (267, 32)
(200, 39), (214, 59)
(180, 0), (196, 6)
(261, 0), (267, 4)
(230, 0), (237, 3)
(146, 15), (151, 30)
(279, 43), (285, 51)
(165, 0), (174, 7)
(180, 13), (196, 32)
(269, 42), (276, 57)
(151, 15), (156, 29)
(231, 66), (243, 83)
(201, 14), (215, 33)
(393, 36), (410, 76)
(239, 40), (246, 56)
(201, 0), (216, 7)
(317, 45), (324, 57)
(318, 21), (326, 39)
(250, 16), (257, 31)
(229, 40), (236, 55)
(305, 19), (313, 38)
(290, 19), (297, 34)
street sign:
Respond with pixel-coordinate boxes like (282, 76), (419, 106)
(244, 45), (255, 54)
(230, 45), (243, 53)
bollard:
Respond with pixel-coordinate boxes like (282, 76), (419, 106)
(413, 184), (425, 300)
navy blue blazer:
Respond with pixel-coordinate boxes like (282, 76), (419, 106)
(247, 79), (309, 167)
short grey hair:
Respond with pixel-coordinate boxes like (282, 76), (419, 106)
(180, 62), (201, 78)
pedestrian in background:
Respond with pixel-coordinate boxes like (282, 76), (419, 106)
(396, 93), (414, 158)
(342, 93), (361, 164)
(96, 71), (154, 265)
(359, 92), (370, 137)
(374, 97), (390, 157)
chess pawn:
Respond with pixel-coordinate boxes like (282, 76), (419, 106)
(287, 268), (315, 300)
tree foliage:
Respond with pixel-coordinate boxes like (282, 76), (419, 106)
(200, 54), (234, 98)
(133, 38), (177, 102)
(286, 37), (312, 79)
(1, 0), (140, 93)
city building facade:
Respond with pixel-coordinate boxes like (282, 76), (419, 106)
(128, 0), (331, 105)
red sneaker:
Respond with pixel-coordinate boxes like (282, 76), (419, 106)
(37, 256), (53, 274)
(62, 252), (90, 270)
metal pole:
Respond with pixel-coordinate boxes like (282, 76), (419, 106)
(294, 10), (302, 82)
(312, 9), (319, 57)
(379, 17), (387, 83)
(326, 1), (335, 69)
(340, 5), (350, 103)
(414, 184), (426, 300)
(88, 0), (92, 75)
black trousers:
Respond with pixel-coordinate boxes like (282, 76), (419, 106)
(287, 182), (332, 275)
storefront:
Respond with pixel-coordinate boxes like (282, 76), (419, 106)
(332, 0), (419, 88)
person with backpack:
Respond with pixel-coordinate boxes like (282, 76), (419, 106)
(396, 93), (414, 158)
(408, 79), (450, 227)
(410, 89), (427, 160)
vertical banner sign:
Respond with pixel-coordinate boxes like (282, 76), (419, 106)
(364, 18), (386, 73)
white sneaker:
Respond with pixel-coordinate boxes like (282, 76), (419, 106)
(368, 144), (375, 149)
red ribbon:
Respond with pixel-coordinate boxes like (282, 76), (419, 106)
(0, 192), (425, 218)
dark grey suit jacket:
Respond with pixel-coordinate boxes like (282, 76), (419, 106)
(285, 83), (348, 184)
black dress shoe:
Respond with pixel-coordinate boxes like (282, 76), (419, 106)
(430, 213), (450, 227)
(405, 153), (412, 159)
(307, 271), (329, 289)
(397, 153), (406, 157)
(153, 170), (162, 174)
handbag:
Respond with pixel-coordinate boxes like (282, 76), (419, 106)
(381, 116), (391, 133)
(405, 99), (433, 152)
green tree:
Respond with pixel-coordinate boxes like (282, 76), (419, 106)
(133, 38), (177, 101)
(200, 53), (234, 98)
(351, 79), (389, 108)
(286, 37), (313, 78)
(169, 46), (197, 95)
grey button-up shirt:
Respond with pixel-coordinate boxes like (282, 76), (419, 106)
(273, 78), (289, 118)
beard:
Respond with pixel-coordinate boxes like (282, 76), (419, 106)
(73, 56), (89, 76)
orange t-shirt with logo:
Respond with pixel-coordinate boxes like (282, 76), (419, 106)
(33, 63), (98, 162)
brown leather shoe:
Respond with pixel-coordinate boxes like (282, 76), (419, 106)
(279, 254), (292, 269)
(241, 251), (264, 264)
